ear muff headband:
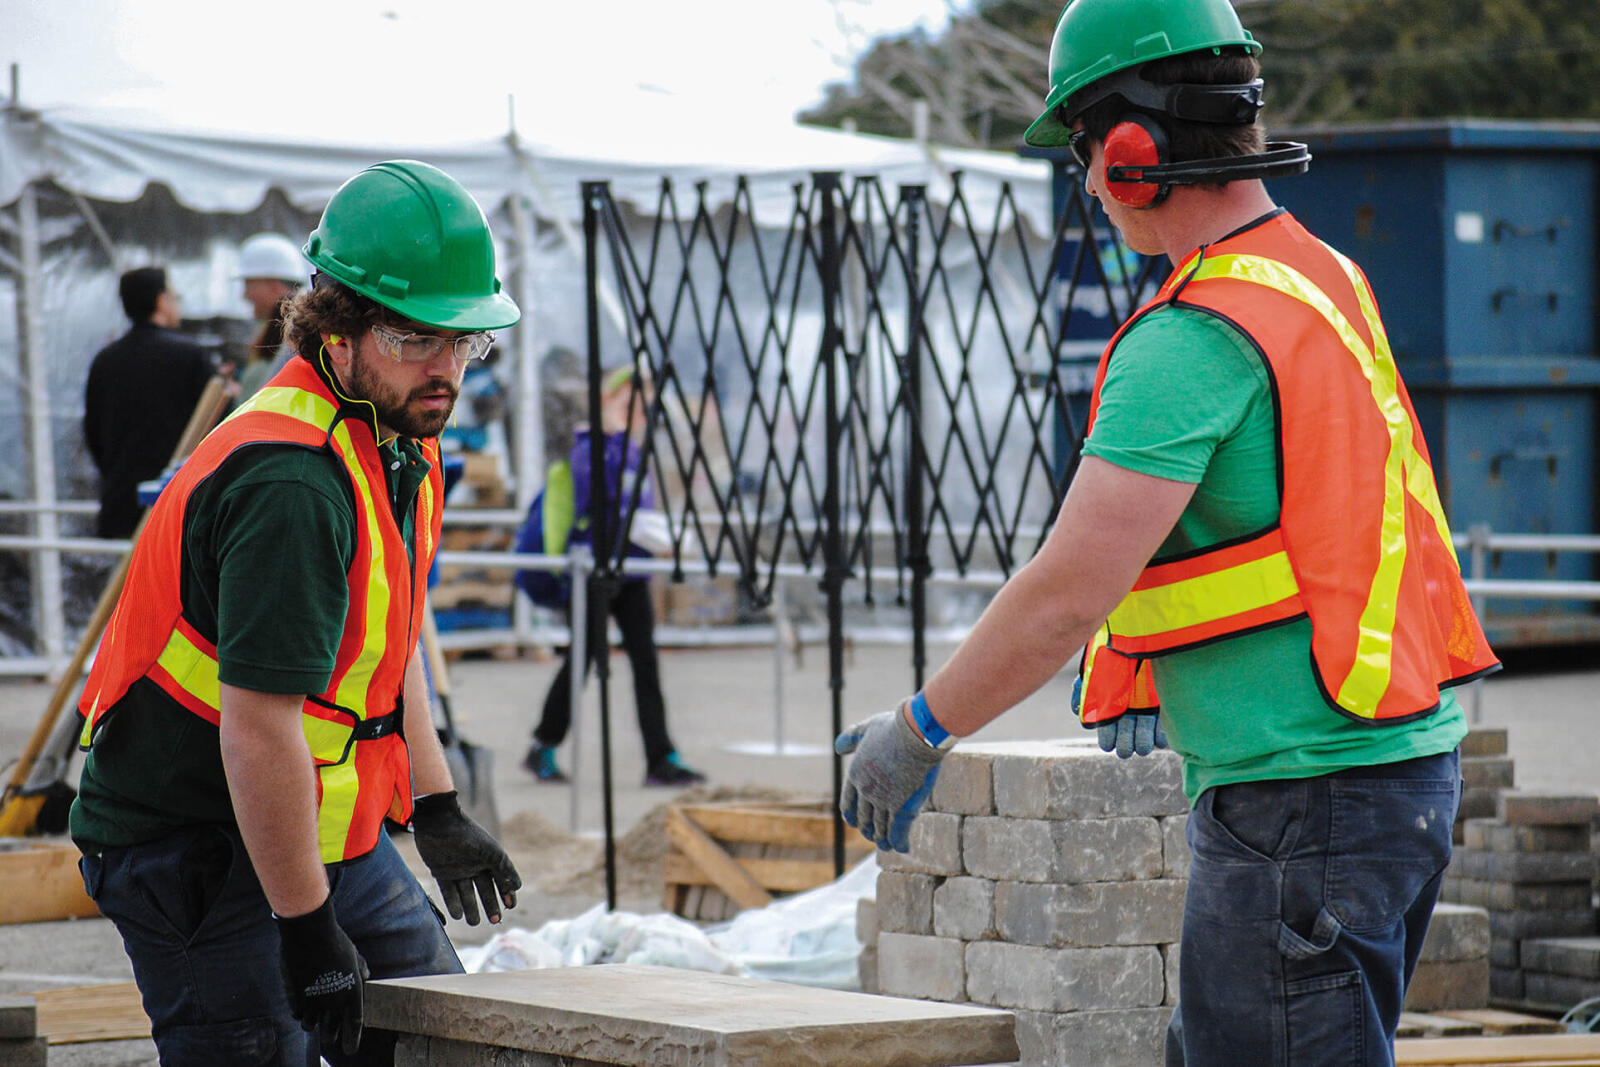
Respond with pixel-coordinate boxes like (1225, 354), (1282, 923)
(1103, 115), (1170, 208)
(1105, 140), (1313, 195)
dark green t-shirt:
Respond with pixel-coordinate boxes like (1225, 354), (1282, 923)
(1081, 305), (1466, 805)
(71, 433), (432, 853)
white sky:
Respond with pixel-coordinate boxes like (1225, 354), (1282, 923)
(2, 0), (959, 143)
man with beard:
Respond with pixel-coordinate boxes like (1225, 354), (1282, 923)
(70, 160), (522, 1066)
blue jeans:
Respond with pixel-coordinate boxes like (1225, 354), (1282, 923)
(81, 825), (461, 1066)
(1167, 749), (1459, 1066)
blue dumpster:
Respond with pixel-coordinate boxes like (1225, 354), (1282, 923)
(1275, 122), (1600, 645)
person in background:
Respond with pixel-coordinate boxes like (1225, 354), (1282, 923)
(70, 161), (522, 1066)
(82, 266), (215, 539)
(517, 365), (707, 788)
(833, 0), (1498, 1062)
(234, 232), (308, 401)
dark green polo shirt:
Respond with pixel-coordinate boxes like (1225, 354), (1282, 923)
(70, 431), (431, 853)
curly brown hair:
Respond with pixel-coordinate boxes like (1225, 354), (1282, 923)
(1077, 50), (1265, 188)
(280, 279), (396, 360)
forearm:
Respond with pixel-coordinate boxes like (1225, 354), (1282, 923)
(404, 644), (454, 797)
(218, 683), (328, 918)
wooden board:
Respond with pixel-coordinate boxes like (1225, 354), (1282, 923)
(1395, 1033), (1600, 1065)
(662, 802), (872, 920)
(0, 845), (98, 925)
(29, 983), (149, 1045)
(1431, 1009), (1566, 1035)
(1399, 1012), (1486, 1038)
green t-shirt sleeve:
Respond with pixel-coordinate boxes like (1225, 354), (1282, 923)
(201, 447), (357, 694)
(1082, 306), (1270, 484)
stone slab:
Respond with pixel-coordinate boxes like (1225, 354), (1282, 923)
(1451, 848), (1597, 884)
(1027, 1006), (1173, 1066)
(1462, 819), (1590, 854)
(1487, 908), (1597, 941)
(982, 741), (1188, 821)
(1459, 756), (1515, 791)
(1523, 971), (1600, 1012)
(876, 871), (936, 936)
(1520, 937), (1600, 980)
(0, 1036), (47, 1067)
(367, 965), (1019, 1066)
(993, 879), (1185, 949)
(1497, 791), (1600, 827)
(930, 751), (996, 816)
(877, 813), (963, 877)
(877, 932), (967, 1003)
(1458, 728), (1508, 758)
(965, 942), (1163, 1013)
(933, 876), (996, 942)
(962, 816), (1163, 884)
(1450, 877), (1594, 912)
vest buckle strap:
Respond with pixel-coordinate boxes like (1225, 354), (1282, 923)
(352, 709), (402, 741)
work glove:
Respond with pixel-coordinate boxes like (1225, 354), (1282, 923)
(835, 708), (945, 853)
(1072, 676), (1167, 759)
(275, 895), (368, 1057)
(410, 790), (522, 925)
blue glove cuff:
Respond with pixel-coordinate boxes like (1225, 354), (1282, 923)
(909, 692), (956, 751)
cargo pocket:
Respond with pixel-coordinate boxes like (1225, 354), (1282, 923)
(1284, 969), (1367, 1064)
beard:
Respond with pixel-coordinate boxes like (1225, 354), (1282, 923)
(347, 347), (459, 439)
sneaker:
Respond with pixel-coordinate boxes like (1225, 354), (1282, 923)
(522, 744), (567, 782)
(644, 752), (707, 787)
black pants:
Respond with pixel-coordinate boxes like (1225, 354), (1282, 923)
(534, 578), (675, 767)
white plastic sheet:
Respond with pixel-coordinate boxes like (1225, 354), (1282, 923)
(459, 853), (879, 990)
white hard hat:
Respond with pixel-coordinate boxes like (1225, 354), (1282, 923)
(237, 232), (308, 284)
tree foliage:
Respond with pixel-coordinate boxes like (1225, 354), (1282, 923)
(800, 0), (1600, 148)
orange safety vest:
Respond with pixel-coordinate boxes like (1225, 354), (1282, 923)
(79, 357), (443, 864)
(1078, 212), (1497, 727)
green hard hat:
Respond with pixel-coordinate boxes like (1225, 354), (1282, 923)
(304, 160), (520, 331)
(1023, 0), (1260, 149)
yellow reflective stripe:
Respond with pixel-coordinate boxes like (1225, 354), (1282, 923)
(1188, 250), (1455, 717)
(302, 714), (355, 764)
(329, 420), (390, 713)
(1109, 550), (1298, 639)
(316, 762), (361, 864)
(154, 628), (221, 712)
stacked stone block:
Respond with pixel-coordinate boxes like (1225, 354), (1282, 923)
(0, 996), (46, 1067)
(1441, 791), (1600, 1005)
(1403, 902), (1491, 1011)
(1455, 728), (1515, 843)
(873, 739), (1188, 1067)
(1519, 936), (1600, 1011)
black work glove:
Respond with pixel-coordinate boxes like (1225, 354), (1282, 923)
(275, 895), (368, 1057)
(410, 790), (522, 925)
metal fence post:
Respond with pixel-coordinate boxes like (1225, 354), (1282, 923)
(900, 185), (929, 692)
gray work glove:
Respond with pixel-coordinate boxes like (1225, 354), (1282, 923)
(1072, 675), (1167, 759)
(410, 791), (522, 925)
(275, 895), (368, 1057)
(835, 708), (945, 853)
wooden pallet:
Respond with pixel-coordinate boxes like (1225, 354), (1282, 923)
(663, 801), (872, 921)
(1398, 1010), (1568, 1039)
(0, 843), (98, 925)
(1395, 1032), (1600, 1065)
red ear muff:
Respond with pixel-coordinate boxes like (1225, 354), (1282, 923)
(1102, 114), (1170, 209)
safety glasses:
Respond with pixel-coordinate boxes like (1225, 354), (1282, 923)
(370, 322), (494, 364)
(1068, 128), (1094, 171)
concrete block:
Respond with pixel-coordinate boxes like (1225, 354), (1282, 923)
(1490, 936), (1521, 969)
(963, 816), (1163, 885)
(876, 871), (937, 936)
(1451, 878), (1593, 912)
(1487, 908), (1597, 941)
(1463, 819), (1590, 854)
(1009, 1010), (1055, 1067)
(993, 879), (1185, 948)
(933, 876), (996, 942)
(1453, 847), (1597, 884)
(932, 750), (996, 815)
(1497, 791), (1600, 827)
(878, 932), (967, 1002)
(1459, 728), (1509, 757)
(394, 1034), (562, 1065)
(1045, 1007), (1174, 1066)
(1460, 756), (1515, 791)
(1489, 965), (1524, 1001)
(878, 812), (963, 877)
(856, 897), (878, 944)
(1403, 958), (1489, 1012)
(990, 743), (1187, 821)
(965, 942), (1164, 1013)
(0, 996), (37, 1040)
(1520, 937), (1600, 979)
(1161, 815), (1190, 879)
(1163, 943), (1181, 1006)
(0, 1037), (47, 1067)
(1457, 787), (1499, 821)
(1523, 971), (1600, 1011)
(858, 944), (879, 995)
(1421, 903), (1490, 962)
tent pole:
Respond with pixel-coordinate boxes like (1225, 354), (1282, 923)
(508, 193), (544, 508)
(15, 179), (66, 674)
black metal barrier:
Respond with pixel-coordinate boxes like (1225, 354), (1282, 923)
(575, 168), (1165, 901)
